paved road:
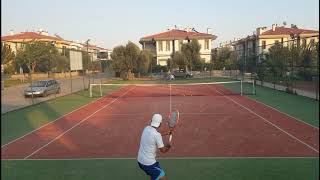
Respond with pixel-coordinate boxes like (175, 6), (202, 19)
(1, 73), (112, 114)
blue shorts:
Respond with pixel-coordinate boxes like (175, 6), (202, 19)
(138, 162), (165, 180)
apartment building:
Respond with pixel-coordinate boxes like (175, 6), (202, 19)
(1, 29), (110, 61)
(1, 30), (68, 53)
(139, 27), (217, 66)
(232, 24), (319, 60)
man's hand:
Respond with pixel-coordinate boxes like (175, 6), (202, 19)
(159, 142), (172, 153)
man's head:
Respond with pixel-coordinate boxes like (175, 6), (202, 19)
(151, 114), (162, 128)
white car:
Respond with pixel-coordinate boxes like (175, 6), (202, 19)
(24, 79), (60, 97)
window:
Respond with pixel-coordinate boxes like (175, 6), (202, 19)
(158, 41), (163, 51)
(158, 59), (167, 66)
(46, 81), (52, 87)
(166, 41), (170, 51)
(205, 39), (209, 50)
(262, 41), (266, 49)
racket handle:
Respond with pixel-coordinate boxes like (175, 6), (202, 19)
(169, 134), (173, 142)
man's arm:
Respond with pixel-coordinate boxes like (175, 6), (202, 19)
(159, 143), (171, 153)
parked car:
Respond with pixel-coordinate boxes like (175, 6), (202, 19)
(172, 69), (193, 78)
(24, 79), (60, 97)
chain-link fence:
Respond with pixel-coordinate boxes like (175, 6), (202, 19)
(1, 72), (114, 114)
(212, 35), (319, 100)
(254, 65), (319, 99)
(1, 40), (115, 113)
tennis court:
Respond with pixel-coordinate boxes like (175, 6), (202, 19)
(1, 80), (319, 179)
(2, 81), (318, 159)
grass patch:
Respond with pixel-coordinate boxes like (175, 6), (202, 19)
(2, 158), (318, 180)
(223, 83), (319, 127)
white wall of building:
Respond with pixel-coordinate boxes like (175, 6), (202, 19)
(152, 39), (212, 65)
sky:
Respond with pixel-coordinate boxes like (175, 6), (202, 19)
(1, 0), (319, 49)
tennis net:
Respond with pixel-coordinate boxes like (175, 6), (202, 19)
(89, 80), (256, 98)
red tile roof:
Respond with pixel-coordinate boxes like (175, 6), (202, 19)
(261, 27), (319, 36)
(140, 29), (217, 41)
(1, 32), (62, 41)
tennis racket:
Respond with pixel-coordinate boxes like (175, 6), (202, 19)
(168, 110), (180, 142)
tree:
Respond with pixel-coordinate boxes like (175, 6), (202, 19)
(136, 49), (152, 76)
(266, 44), (291, 89)
(181, 40), (202, 71)
(125, 41), (140, 73)
(169, 51), (187, 70)
(295, 42), (318, 80)
(1, 44), (15, 65)
(82, 51), (91, 71)
(110, 45), (126, 74)
(256, 58), (268, 82)
(15, 41), (56, 74)
(110, 41), (140, 80)
(51, 54), (70, 72)
(214, 47), (237, 70)
(1, 44), (16, 74)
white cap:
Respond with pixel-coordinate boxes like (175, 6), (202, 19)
(151, 114), (162, 127)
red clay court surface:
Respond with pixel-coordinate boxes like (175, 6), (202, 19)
(1, 84), (319, 160)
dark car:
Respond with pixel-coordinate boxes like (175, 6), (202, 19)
(24, 79), (60, 97)
(173, 70), (193, 78)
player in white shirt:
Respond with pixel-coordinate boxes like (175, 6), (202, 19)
(137, 114), (172, 180)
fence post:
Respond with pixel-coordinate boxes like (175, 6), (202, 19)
(54, 72), (56, 98)
(70, 71), (72, 93)
(273, 71), (276, 89)
(100, 78), (102, 97)
(317, 65), (319, 100)
(83, 75), (85, 90)
(240, 80), (243, 96)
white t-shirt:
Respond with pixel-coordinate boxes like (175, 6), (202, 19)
(137, 126), (164, 165)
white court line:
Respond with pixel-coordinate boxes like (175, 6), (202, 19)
(23, 87), (136, 159)
(211, 86), (319, 153)
(1, 94), (109, 148)
(2, 156), (319, 161)
(248, 98), (319, 129)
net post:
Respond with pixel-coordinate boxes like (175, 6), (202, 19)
(240, 80), (243, 96)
